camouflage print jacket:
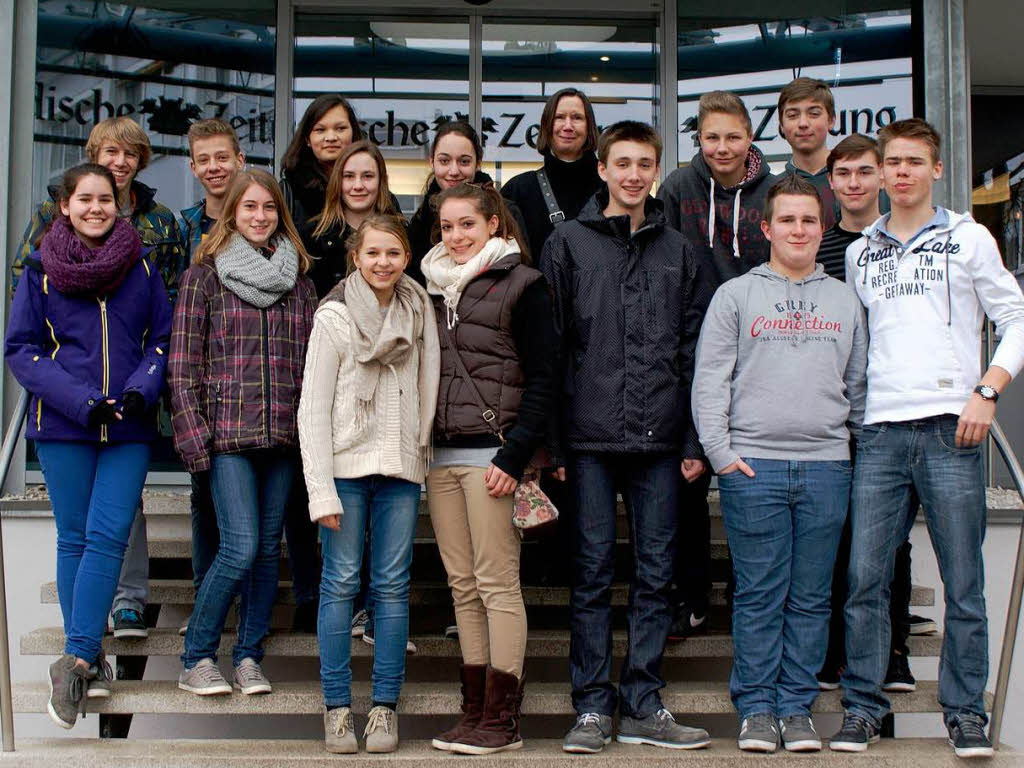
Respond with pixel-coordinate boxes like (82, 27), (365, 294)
(11, 179), (186, 299)
(179, 199), (207, 265)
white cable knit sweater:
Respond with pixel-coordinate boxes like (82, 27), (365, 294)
(298, 300), (427, 521)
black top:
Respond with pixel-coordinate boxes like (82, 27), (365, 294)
(818, 224), (862, 281)
(501, 152), (603, 262)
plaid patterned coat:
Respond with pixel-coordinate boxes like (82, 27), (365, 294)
(168, 260), (316, 473)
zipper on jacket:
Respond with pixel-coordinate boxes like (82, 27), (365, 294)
(98, 298), (110, 443)
(260, 307), (271, 444)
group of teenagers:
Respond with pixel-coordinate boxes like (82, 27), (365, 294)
(4, 75), (1021, 760)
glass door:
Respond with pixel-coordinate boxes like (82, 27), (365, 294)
(293, 12), (470, 214)
(482, 17), (659, 186)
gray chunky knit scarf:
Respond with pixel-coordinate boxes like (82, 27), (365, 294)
(216, 232), (299, 308)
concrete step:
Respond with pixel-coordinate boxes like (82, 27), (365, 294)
(17, 627), (949, 659)
(2, 737), (1020, 767)
(40, 580), (937, 608)
(147, 534), (732, 560)
(12, 679), (969, 716)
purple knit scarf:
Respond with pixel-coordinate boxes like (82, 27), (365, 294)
(40, 217), (142, 296)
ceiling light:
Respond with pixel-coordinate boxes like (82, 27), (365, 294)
(600, 55), (610, 61)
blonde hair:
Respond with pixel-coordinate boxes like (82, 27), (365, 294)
(312, 141), (398, 239)
(194, 169), (312, 273)
(345, 215), (412, 275)
(697, 91), (752, 135)
(85, 117), (152, 170)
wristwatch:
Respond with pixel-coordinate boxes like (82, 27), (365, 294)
(974, 385), (999, 402)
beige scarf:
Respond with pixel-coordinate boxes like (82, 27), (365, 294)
(340, 271), (440, 460)
(420, 237), (521, 328)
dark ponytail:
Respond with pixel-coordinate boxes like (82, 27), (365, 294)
(432, 181), (530, 263)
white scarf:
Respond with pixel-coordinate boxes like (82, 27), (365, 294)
(420, 237), (521, 328)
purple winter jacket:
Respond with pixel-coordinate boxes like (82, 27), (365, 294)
(5, 251), (172, 443)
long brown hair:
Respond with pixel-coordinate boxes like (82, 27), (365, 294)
(193, 169), (312, 273)
(312, 140), (398, 240)
(433, 182), (529, 262)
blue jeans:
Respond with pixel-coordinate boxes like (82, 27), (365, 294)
(842, 416), (988, 726)
(718, 458), (850, 719)
(182, 450), (294, 668)
(189, 470), (218, 592)
(37, 440), (150, 663)
(318, 475), (420, 708)
(569, 452), (678, 718)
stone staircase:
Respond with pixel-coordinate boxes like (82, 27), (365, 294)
(4, 488), (1022, 765)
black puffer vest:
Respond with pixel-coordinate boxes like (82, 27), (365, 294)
(432, 253), (542, 441)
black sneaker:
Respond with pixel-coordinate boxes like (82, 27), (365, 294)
(111, 608), (148, 639)
(882, 650), (916, 692)
(947, 714), (993, 758)
(908, 614), (938, 635)
(444, 624), (459, 640)
(829, 712), (880, 752)
(667, 602), (707, 641)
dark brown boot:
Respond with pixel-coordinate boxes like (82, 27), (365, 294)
(449, 666), (524, 755)
(430, 663), (487, 751)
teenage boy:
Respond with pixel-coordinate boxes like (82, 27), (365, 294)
(176, 119), (245, 636)
(833, 118), (1024, 758)
(657, 90), (776, 640)
(817, 134), (923, 696)
(180, 119), (245, 260)
(778, 77), (839, 229)
(542, 121), (712, 753)
(11, 117), (185, 640)
(694, 174), (867, 753)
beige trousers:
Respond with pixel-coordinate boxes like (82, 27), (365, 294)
(426, 464), (526, 678)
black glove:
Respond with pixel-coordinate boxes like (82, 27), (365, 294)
(121, 391), (147, 420)
(87, 399), (118, 428)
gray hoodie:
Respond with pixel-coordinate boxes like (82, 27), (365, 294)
(693, 262), (868, 473)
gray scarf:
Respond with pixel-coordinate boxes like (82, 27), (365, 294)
(216, 232), (299, 308)
(340, 271), (440, 455)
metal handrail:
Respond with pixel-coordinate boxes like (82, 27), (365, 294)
(0, 389), (29, 752)
(987, 419), (1024, 747)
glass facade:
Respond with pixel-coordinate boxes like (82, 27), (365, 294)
(33, 1), (276, 218)
(675, 7), (913, 170)
(15, 0), (927, 478)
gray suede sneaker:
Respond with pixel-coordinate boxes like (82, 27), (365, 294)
(779, 715), (822, 752)
(364, 705), (398, 753)
(47, 654), (94, 729)
(233, 658), (272, 695)
(325, 707), (358, 754)
(178, 658), (232, 695)
(738, 712), (779, 752)
(617, 708), (711, 750)
(563, 712), (613, 753)
(86, 652), (113, 699)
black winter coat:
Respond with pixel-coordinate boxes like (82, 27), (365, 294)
(501, 152), (603, 262)
(407, 170), (530, 284)
(539, 189), (712, 458)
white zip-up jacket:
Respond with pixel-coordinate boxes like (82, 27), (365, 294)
(845, 208), (1024, 425)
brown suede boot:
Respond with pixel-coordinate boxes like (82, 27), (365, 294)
(431, 664), (487, 751)
(448, 666), (524, 755)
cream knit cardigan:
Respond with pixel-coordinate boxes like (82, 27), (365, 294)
(298, 300), (428, 522)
